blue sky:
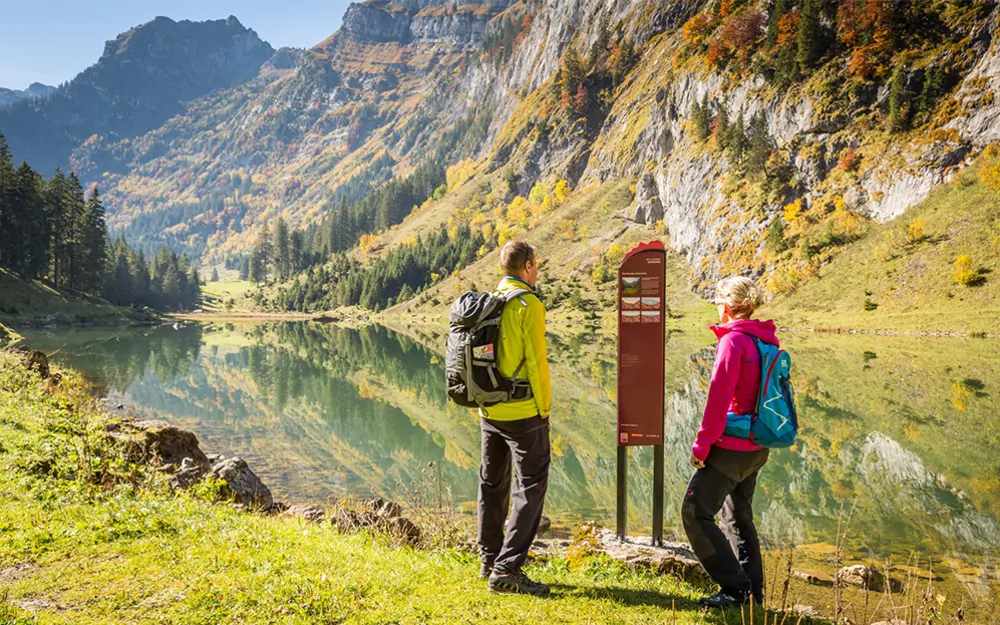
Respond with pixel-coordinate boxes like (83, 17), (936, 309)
(0, 1), (354, 89)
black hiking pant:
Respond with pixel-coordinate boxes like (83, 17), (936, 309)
(478, 415), (550, 574)
(682, 447), (769, 599)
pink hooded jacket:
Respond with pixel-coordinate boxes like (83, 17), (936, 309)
(691, 319), (780, 461)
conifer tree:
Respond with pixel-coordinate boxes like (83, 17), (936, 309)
(796, 0), (822, 72)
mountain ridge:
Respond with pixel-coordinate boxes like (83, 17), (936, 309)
(4, 1), (1000, 316)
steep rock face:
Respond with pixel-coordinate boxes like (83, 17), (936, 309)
(411, 8), (492, 46)
(342, 3), (412, 42)
(0, 16), (274, 174)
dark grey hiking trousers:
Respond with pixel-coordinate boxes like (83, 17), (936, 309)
(477, 415), (550, 574)
(682, 447), (769, 598)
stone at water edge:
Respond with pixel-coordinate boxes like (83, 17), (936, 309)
(209, 457), (274, 510)
(538, 515), (551, 535)
(284, 504), (327, 522)
(172, 456), (209, 489)
(837, 564), (902, 593)
(112, 419), (211, 470)
(571, 524), (706, 581)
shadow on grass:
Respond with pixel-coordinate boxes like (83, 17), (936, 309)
(548, 583), (698, 610)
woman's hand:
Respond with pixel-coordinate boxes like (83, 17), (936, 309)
(690, 454), (705, 469)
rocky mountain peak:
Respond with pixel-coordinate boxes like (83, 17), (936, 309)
(0, 15), (275, 175)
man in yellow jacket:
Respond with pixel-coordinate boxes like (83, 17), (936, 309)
(480, 240), (552, 597)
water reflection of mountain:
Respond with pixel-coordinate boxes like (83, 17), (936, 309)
(22, 324), (1000, 566)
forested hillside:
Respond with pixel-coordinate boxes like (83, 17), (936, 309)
(5, 0), (1000, 321)
(0, 135), (200, 314)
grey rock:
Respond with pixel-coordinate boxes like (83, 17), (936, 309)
(116, 419), (211, 470)
(630, 173), (664, 226)
(538, 515), (552, 535)
(209, 457), (273, 510)
(172, 456), (208, 489)
(837, 564), (902, 593)
(572, 524), (706, 581)
(342, 3), (412, 43)
(284, 504), (327, 522)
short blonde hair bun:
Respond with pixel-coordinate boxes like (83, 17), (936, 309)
(714, 276), (764, 319)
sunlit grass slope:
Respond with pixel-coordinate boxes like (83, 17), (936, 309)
(770, 166), (1000, 334)
(0, 350), (767, 625)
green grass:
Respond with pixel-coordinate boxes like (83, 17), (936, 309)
(199, 279), (256, 312)
(0, 351), (777, 625)
(0, 269), (137, 327)
(769, 167), (1000, 334)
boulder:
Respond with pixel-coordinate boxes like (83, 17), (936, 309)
(24, 351), (50, 379)
(571, 524), (705, 580)
(284, 504), (327, 522)
(172, 456), (208, 489)
(538, 515), (552, 535)
(329, 499), (421, 546)
(209, 457), (273, 510)
(837, 564), (902, 593)
(114, 419), (211, 470)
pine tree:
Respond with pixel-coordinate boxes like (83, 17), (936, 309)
(80, 188), (109, 294)
(590, 13), (611, 66)
(692, 93), (712, 141)
(15, 163), (46, 278)
(62, 173), (87, 290)
(211, 268), (220, 282)
(888, 64), (909, 132)
(0, 134), (14, 270)
(727, 110), (749, 166)
(747, 112), (771, 174)
(796, 0), (822, 72)
(274, 217), (291, 280)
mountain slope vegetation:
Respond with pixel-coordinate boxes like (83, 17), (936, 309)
(5, 1), (1000, 323)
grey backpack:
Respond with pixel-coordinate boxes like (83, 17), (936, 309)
(446, 289), (534, 408)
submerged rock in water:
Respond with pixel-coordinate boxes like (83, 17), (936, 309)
(209, 457), (273, 510)
(837, 564), (902, 593)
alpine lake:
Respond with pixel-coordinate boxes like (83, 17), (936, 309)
(21, 320), (1000, 622)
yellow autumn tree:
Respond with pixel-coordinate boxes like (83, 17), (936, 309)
(954, 255), (980, 286)
(907, 219), (926, 243)
(506, 196), (530, 227)
(554, 180), (571, 204)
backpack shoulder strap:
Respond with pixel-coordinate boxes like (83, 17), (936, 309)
(503, 288), (533, 307)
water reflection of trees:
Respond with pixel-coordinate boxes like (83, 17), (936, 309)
(27, 325), (204, 393)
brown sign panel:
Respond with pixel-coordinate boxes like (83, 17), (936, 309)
(617, 241), (666, 447)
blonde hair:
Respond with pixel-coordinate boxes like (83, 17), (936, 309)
(714, 276), (765, 319)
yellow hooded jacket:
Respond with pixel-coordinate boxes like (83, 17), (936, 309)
(479, 276), (552, 421)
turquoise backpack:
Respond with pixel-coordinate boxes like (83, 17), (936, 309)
(723, 335), (798, 448)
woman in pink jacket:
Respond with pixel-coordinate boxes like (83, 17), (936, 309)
(683, 276), (775, 609)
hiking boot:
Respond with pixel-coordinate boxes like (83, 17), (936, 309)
(488, 569), (550, 596)
(698, 590), (747, 609)
(479, 559), (495, 580)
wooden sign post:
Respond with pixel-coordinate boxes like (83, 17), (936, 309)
(616, 241), (666, 545)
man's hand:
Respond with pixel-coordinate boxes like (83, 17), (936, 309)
(540, 413), (549, 420)
(690, 454), (705, 469)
